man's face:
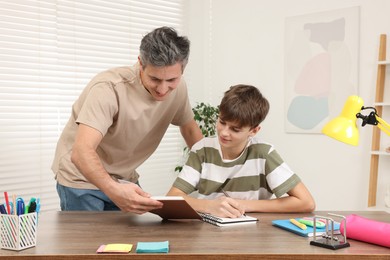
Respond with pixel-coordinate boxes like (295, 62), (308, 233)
(140, 62), (183, 101)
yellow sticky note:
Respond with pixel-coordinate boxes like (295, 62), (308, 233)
(97, 244), (133, 253)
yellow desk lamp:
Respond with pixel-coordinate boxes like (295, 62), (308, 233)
(322, 95), (390, 145)
(315, 95), (389, 249)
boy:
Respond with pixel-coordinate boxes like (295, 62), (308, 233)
(167, 84), (315, 218)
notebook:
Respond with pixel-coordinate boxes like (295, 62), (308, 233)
(198, 212), (258, 227)
(150, 196), (258, 226)
(272, 218), (341, 237)
(150, 196), (202, 220)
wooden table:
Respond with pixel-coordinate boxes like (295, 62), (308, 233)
(1, 211), (389, 259)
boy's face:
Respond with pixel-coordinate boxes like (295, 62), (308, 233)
(216, 118), (259, 154)
(139, 60), (183, 101)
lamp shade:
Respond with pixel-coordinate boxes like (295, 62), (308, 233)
(322, 95), (364, 146)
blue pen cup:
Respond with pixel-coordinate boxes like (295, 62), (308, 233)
(0, 212), (38, 251)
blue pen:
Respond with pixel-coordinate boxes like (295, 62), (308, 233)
(8, 202), (14, 215)
(16, 197), (25, 216)
(35, 198), (40, 213)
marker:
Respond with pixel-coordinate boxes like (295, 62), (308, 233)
(298, 218), (325, 228)
(26, 197), (37, 214)
(4, 192), (11, 215)
(0, 204), (7, 214)
(290, 218), (307, 230)
(28, 201), (37, 213)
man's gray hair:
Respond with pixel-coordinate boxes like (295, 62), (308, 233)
(139, 27), (190, 71)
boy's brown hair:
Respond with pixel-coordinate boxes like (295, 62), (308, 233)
(219, 84), (270, 129)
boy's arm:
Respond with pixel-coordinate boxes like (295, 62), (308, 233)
(237, 182), (316, 213)
(166, 186), (245, 218)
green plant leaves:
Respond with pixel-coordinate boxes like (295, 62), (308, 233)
(174, 102), (219, 173)
(192, 102), (219, 137)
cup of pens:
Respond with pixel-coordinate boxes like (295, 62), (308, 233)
(0, 192), (39, 251)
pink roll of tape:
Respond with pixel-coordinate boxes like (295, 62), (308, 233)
(340, 214), (390, 248)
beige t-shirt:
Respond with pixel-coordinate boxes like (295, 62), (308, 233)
(51, 62), (193, 189)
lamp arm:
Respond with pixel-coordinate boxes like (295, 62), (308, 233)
(375, 115), (390, 136)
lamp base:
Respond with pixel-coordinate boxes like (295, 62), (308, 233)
(310, 239), (350, 250)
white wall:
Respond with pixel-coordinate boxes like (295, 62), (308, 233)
(185, 0), (390, 211)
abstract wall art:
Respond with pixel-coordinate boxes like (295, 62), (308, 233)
(284, 7), (360, 133)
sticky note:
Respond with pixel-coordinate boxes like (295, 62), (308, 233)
(136, 241), (169, 253)
(96, 243), (133, 254)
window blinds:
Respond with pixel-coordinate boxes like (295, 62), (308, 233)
(0, 0), (186, 211)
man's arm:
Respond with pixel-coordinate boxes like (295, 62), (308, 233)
(71, 123), (162, 213)
(179, 119), (203, 148)
(238, 182), (316, 213)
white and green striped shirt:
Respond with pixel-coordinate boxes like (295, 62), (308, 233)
(173, 137), (300, 200)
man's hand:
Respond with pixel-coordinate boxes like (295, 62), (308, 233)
(107, 182), (163, 214)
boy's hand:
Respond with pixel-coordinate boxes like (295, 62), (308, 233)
(206, 196), (245, 218)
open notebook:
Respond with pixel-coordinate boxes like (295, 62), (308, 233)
(150, 196), (258, 227)
(198, 212), (258, 227)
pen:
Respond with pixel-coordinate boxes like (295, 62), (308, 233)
(16, 197), (25, 216)
(221, 189), (247, 217)
(290, 218), (307, 230)
(9, 202), (14, 215)
(221, 189), (230, 198)
(36, 198), (41, 213)
(13, 194), (16, 215)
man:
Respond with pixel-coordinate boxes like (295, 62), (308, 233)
(52, 27), (203, 212)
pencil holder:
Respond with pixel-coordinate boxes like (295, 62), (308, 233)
(0, 212), (38, 251)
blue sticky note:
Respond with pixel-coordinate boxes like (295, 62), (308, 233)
(136, 241), (169, 253)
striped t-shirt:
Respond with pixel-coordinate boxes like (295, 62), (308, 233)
(173, 137), (300, 200)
